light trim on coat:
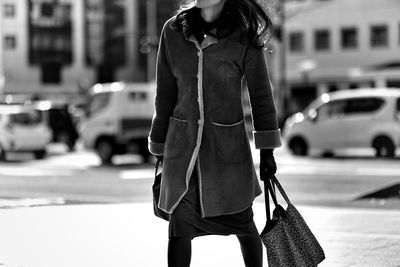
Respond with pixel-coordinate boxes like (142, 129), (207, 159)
(148, 137), (165, 156)
(164, 35), (215, 215)
(253, 129), (282, 149)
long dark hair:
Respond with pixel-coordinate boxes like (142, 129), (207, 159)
(170, 0), (273, 48)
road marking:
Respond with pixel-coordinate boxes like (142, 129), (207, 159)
(355, 168), (400, 176)
(119, 169), (154, 180)
(0, 197), (66, 208)
(0, 167), (74, 177)
(0, 264), (24, 267)
(278, 165), (400, 176)
(119, 164), (400, 179)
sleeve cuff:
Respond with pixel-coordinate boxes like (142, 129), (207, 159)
(148, 137), (165, 156)
(253, 129), (282, 149)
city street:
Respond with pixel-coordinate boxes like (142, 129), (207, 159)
(0, 144), (399, 209)
(2, 0), (400, 266)
(0, 144), (399, 267)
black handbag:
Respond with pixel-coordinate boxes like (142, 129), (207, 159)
(260, 176), (325, 267)
(152, 159), (170, 221)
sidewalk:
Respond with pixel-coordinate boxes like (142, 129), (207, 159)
(0, 202), (399, 267)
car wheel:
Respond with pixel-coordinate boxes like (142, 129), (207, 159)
(289, 137), (308, 156)
(0, 147), (6, 161)
(59, 132), (74, 150)
(321, 151), (334, 158)
(66, 141), (76, 152)
(136, 139), (151, 163)
(96, 139), (114, 164)
(373, 137), (395, 158)
(138, 140), (151, 163)
(34, 150), (47, 159)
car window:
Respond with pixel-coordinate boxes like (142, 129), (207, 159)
(397, 98), (400, 112)
(344, 97), (384, 114)
(9, 112), (41, 125)
(317, 100), (346, 120)
(88, 92), (111, 117)
(129, 92), (147, 101)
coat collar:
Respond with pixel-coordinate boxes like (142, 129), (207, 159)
(186, 27), (244, 50)
(188, 34), (219, 50)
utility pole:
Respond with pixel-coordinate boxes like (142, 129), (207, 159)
(0, 3), (4, 98)
(146, 0), (157, 82)
(278, 0), (288, 123)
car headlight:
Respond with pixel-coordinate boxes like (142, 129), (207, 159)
(292, 112), (304, 123)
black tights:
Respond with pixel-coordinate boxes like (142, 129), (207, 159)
(168, 237), (192, 267)
(167, 234), (262, 267)
(237, 234), (263, 267)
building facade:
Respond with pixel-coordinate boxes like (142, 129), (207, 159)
(0, 0), (176, 101)
(273, 0), (400, 116)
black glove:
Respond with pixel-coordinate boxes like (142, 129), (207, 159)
(260, 149), (277, 181)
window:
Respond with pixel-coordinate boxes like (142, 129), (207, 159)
(4, 35), (16, 50)
(345, 98), (384, 114)
(41, 3), (54, 17)
(317, 100), (347, 120)
(317, 97), (384, 120)
(88, 92), (111, 117)
(341, 27), (358, 49)
(314, 29), (330, 51)
(10, 112), (41, 125)
(3, 4), (15, 18)
(41, 62), (61, 84)
(129, 92), (147, 101)
(387, 80), (400, 88)
(328, 84), (338, 92)
(289, 32), (304, 53)
(370, 25), (388, 48)
(397, 98), (400, 112)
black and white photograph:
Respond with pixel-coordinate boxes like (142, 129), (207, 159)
(0, 0), (399, 266)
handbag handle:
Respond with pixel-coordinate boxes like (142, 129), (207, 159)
(263, 175), (291, 221)
(270, 175), (291, 204)
(155, 158), (162, 177)
(264, 179), (277, 221)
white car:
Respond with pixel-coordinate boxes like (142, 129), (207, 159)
(283, 88), (400, 157)
(0, 105), (52, 161)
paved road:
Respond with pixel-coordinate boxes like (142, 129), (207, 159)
(0, 145), (399, 267)
(0, 144), (399, 209)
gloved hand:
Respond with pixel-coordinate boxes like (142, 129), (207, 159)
(260, 149), (277, 181)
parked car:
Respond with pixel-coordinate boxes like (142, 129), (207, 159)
(0, 105), (52, 161)
(283, 88), (400, 157)
(32, 100), (79, 151)
(80, 82), (155, 164)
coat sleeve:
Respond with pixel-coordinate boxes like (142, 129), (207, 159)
(243, 43), (282, 149)
(148, 23), (178, 156)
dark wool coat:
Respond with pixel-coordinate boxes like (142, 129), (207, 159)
(148, 18), (282, 218)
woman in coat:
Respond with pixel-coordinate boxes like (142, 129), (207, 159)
(148, 0), (281, 266)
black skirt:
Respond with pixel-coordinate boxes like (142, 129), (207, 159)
(169, 170), (259, 239)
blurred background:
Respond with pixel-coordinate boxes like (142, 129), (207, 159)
(0, 0), (400, 266)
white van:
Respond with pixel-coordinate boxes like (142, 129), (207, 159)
(283, 88), (400, 157)
(80, 82), (155, 164)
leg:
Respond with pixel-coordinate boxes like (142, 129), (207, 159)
(168, 237), (192, 267)
(237, 234), (263, 267)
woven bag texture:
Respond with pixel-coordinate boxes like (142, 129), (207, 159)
(260, 176), (325, 267)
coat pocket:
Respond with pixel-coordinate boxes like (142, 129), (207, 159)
(164, 117), (189, 160)
(211, 120), (250, 164)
